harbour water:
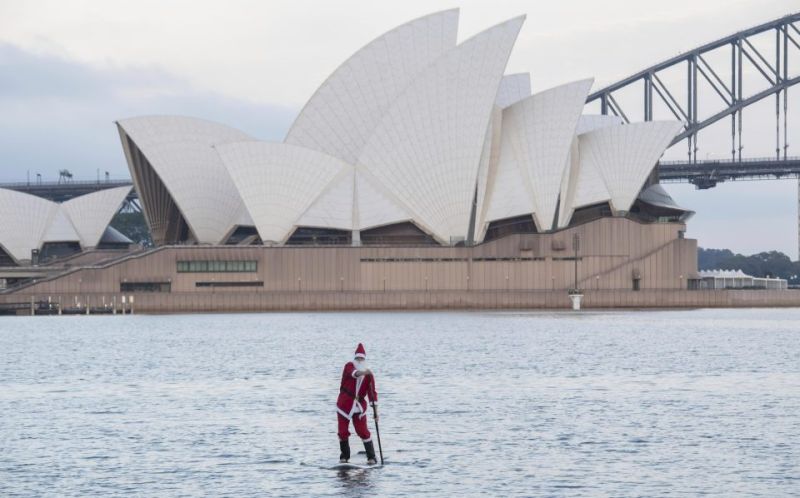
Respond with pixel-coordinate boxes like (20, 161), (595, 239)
(1, 309), (798, 496)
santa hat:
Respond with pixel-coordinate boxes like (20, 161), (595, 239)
(354, 343), (366, 359)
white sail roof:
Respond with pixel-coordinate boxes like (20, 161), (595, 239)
(62, 186), (131, 247)
(357, 16), (526, 243)
(559, 127), (628, 226)
(0, 189), (60, 262)
(580, 121), (683, 212)
(575, 114), (624, 135)
(116, 115), (253, 244)
(285, 9), (460, 165)
(556, 114), (625, 227)
(495, 73), (531, 108)
(296, 168), (356, 231)
(569, 143), (612, 210)
(474, 106), (504, 240)
(498, 79), (594, 230)
(108, 10), (690, 248)
(0, 187), (129, 263)
(216, 142), (348, 244)
(481, 121), (534, 226)
(100, 225), (133, 244)
(354, 171), (413, 230)
(41, 207), (80, 243)
(294, 167), (413, 232)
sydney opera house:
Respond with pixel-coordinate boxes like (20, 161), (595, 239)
(116, 11), (689, 248)
(1, 10), (704, 311)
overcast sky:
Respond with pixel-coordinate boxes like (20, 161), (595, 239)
(0, 0), (798, 257)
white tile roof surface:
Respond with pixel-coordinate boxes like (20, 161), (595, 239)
(112, 11), (685, 247)
(0, 187), (129, 263)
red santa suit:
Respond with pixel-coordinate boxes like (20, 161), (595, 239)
(336, 344), (378, 442)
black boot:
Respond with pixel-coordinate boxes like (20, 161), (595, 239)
(339, 439), (350, 463)
(364, 440), (377, 465)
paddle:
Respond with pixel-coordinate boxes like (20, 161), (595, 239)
(371, 401), (384, 465)
(366, 372), (384, 465)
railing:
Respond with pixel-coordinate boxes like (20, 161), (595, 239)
(659, 156), (800, 165)
(0, 178), (132, 188)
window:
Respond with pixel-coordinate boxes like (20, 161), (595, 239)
(472, 257), (546, 262)
(196, 281), (264, 288)
(120, 282), (171, 293)
(176, 260), (258, 273)
(188, 260), (207, 272)
(360, 257), (468, 262)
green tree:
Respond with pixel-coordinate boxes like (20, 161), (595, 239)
(698, 247), (800, 284)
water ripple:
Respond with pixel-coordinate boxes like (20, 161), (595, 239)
(1, 308), (799, 496)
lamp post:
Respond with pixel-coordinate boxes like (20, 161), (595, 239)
(572, 233), (580, 292)
(568, 233), (584, 311)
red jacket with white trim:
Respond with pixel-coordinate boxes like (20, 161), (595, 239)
(336, 362), (378, 419)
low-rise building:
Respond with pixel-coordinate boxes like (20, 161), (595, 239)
(698, 269), (788, 290)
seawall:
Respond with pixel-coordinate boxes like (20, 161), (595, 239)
(2, 289), (799, 314)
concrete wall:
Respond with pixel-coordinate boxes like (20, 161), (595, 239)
(3, 290), (800, 313)
(5, 218), (696, 296)
(11, 217), (781, 312)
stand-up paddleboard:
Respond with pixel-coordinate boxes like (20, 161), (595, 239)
(331, 461), (382, 470)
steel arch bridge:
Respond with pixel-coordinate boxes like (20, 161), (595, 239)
(585, 12), (800, 257)
(586, 11), (800, 164)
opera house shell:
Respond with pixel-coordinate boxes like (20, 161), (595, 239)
(116, 9), (691, 249)
(0, 186), (132, 265)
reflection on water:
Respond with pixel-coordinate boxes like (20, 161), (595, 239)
(1, 309), (799, 496)
(336, 467), (375, 493)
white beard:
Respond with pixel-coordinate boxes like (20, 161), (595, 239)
(354, 360), (368, 372)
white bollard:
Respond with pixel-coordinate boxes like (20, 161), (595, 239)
(569, 293), (584, 311)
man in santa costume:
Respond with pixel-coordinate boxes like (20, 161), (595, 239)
(337, 343), (379, 464)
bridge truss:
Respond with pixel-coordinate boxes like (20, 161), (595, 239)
(586, 12), (800, 257)
(586, 12), (800, 162)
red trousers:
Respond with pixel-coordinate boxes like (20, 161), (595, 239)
(337, 413), (371, 442)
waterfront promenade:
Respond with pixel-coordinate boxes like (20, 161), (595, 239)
(2, 288), (799, 314)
